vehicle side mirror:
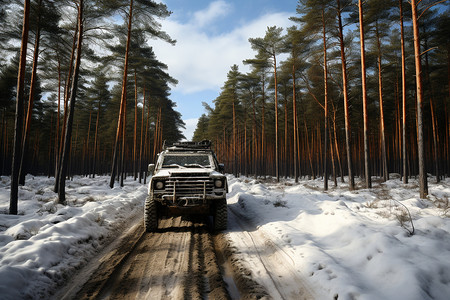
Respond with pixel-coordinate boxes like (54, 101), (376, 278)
(148, 164), (155, 174)
(218, 163), (225, 173)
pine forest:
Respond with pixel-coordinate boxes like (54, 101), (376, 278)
(193, 0), (449, 199)
(0, 0), (449, 213)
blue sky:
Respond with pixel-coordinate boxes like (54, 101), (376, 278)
(151, 0), (297, 140)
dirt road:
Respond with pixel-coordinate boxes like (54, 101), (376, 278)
(54, 207), (315, 300)
(54, 213), (267, 300)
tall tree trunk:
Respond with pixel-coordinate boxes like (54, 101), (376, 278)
(274, 54), (279, 182)
(19, 0), (42, 186)
(331, 103), (344, 183)
(120, 93), (127, 187)
(292, 63), (298, 183)
(337, 0), (354, 189)
(244, 113), (248, 177)
(304, 120), (314, 179)
(328, 118), (337, 187)
(411, 0), (428, 198)
(110, 0), (133, 188)
(153, 107), (161, 162)
(139, 87), (146, 183)
(143, 92), (151, 184)
(252, 92), (257, 178)
(424, 37), (440, 183)
(1, 110), (7, 175)
(55, 58), (61, 178)
(284, 93), (288, 179)
(133, 71), (138, 180)
(446, 45), (450, 178)
(358, 0), (371, 188)
(47, 113), (53, 178)
(92, 101), (100, 178)
(232, 98), (237, 176)
(85, 110), (92, 177)
(322, 8), (329, 191)
(430, 98), (440, 182)
(400, 0), (408, 184)
(10, 0), (30, 215)
(55, 17), (78, 192)
(376, 22), (388, 182)
(261, 73), (266, 179)
(58, 0), (83, 204)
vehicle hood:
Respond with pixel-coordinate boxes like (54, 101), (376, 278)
(152, 168), (224, 178)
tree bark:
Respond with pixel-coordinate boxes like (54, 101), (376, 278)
(252, 91), (257, 178)
(358, 0), (371, 188)
(292, 63), (298, 183)
(19, 0), (42, 185)
(133, 71), (138, 180)
(232, 97), (237, 176)
(261, 73), (266, 179)
(55, 16), (78, 192)
(120, 91), (127, 187)
(273, 54), (279, 182)
(400, 0), (408, 184)
(139, 87), (146, 183)
(92, 100), (100, 178)
(376, 22), (388, 182)
(110, 0), (133, 188)
(411, 0), (428, 198)
(10, 0), (30, 215)
(322, 8), (329, 191)
(58, 0), (83, 204)
(337, 0), (354, 189)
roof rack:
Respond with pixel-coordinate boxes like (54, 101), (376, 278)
(164, 140), (212, 150)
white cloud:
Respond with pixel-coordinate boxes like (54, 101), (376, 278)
(193, 1), (232, 28)
(151, 9), (294, 95)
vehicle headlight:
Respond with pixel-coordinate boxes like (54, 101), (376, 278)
(154, 181), (165, 190)
(214, 179), (223, 188)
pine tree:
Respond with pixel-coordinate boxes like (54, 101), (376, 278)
(248, 26), (284, 182)
(358, 0), (372, 188)
(243, 53), (271, 178)
(192, 114), (209, 141)
(19, 0), (43, 186)
(10, 0), (30, 215)
(109, 0), (175, 188)
(336, 0), (355, 190)
(411, 0), (430, 198)
(57, 0), (84, 204)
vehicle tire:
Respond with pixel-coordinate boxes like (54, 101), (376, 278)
(144, 196), (158, 232)
(213, 198), (227, 232)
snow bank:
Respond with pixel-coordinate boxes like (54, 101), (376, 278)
(1, 174), (449, 300)
(0, 176), (147, 300)
(227, 176), (450, 300)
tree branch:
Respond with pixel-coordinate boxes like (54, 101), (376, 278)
(418, 0), (448, 20)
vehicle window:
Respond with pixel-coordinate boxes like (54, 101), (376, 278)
(162, 155), (211, 167)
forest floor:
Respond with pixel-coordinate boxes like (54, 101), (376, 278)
(1, 174), (450, 299)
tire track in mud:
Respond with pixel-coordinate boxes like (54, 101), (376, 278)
(63, 216), (231, 300)
(101, 217), (193, 299)
(227, 205), (316, 300)
(54, 211), (273, 300)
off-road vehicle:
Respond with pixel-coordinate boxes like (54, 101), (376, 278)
(145, 140), (228, 232)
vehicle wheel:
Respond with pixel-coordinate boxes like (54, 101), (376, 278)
(213, 198), (227, 232)
(144, 196), (158, 232)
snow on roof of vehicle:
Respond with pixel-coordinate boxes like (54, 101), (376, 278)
(164, 140), (212, 151)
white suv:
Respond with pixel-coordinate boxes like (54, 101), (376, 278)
(145, 141), (228, 232)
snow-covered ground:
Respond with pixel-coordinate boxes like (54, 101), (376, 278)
(0, 176), (147, 299)
(226, 175), (450, 300)
(0, 174), (449, 299)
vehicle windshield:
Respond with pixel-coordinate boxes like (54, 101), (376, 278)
(161, 155), (211, 168)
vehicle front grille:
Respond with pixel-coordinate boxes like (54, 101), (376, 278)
(166, 175), (214, 196)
